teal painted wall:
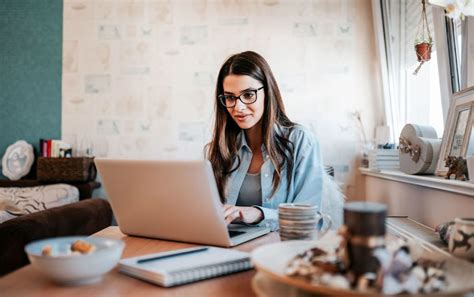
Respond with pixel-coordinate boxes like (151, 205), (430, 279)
(0, 0), (63, 179)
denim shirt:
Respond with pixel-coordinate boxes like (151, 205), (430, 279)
(225, 125), (324, 231)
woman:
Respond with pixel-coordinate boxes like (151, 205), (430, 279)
(206, 51), (326, 229)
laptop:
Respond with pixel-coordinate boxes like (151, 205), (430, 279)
(95, 159), (270, 247)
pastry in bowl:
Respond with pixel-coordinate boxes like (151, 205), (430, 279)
(25, 236), (124, 286)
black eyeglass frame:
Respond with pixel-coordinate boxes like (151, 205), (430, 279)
(218, 86), (264, 108)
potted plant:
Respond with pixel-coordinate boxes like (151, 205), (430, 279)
(415, 36), (432, 62)
(413, 0), (432, 75)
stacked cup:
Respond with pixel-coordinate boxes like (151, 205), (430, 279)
(278, 203), (332, 241)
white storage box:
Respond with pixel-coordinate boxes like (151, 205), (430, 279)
(399, 124), (441, 174)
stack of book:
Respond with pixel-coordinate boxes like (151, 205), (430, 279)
(39, 139), (72, 158)
(368, 149), (400, 170)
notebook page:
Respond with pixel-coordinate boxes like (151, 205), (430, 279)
(121, 247), (250, 273)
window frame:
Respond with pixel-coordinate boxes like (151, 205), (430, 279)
(432, 6), (454, 123)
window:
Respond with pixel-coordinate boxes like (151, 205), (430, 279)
(404, 0), (444, 137)
(374, 0), (445, 140)
(405, 46), (444, 137)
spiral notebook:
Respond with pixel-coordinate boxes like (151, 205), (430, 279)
(118, 246), (253, 287)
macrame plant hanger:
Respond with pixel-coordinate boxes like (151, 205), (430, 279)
(413, 0), (432, 75)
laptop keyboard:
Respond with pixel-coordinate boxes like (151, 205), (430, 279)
(228, 230), (246, 238)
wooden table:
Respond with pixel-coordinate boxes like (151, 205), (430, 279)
(0, 227), (279, 297)
(0, 217), (450, 296)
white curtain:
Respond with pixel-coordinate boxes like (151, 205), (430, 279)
(371, 0), (405, 143)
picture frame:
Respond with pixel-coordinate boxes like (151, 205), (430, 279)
(1, 140), (35, 181)
(436, 88), (474, 176)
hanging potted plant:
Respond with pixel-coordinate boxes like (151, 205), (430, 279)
(415, 36), (432, 62)
(413, 0), (433, 75)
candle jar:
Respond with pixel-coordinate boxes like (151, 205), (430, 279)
(343, 201), (387, 277)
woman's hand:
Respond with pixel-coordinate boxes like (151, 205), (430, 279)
(223, 204), (264, 225)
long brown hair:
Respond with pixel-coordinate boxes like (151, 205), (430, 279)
(206, 51), (295, 203)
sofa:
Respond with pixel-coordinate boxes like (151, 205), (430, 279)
(0, 191), (113, 276)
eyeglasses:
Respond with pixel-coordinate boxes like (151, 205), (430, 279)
(218, 86), (264, 108)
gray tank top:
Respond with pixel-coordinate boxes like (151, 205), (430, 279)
(236, 173), (262, 207)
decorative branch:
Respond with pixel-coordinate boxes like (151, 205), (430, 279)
(352, 111), (368, 148)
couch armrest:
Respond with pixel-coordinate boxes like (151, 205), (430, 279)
(0, 180), (101, 200)
(0, 199), (112, 276)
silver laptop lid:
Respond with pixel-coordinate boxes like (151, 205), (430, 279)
(96, 159), (233, 246)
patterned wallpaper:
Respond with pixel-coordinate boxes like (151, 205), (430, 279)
(62, 0), (382, 198)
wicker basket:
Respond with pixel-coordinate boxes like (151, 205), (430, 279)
(37, 157), (97, 182)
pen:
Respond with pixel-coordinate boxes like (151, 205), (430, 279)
(137, 247), (209, 264)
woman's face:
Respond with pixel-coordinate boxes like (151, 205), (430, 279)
(222, 75), (265, 130)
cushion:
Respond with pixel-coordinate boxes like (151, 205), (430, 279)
(0, 184), (79, 223)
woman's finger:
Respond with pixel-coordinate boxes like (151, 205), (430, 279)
(224, 206), (236, 218)
(225, 209), (240, 224)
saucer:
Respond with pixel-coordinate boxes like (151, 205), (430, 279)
(251, 231), (474, 296)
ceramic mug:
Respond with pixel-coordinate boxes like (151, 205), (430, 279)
(278, 203), (332, 241)
(448, 217), (474, 261)
(467, 156), (474, 184)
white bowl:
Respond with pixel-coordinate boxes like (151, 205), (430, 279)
(25, 236), (124, 286)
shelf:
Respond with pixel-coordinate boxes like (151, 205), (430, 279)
(359, 168), (474, 197)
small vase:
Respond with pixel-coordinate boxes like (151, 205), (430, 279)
(415, 42), (432, 62)
(360, 142), (375, 168)
(449, 218), (474, 261)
